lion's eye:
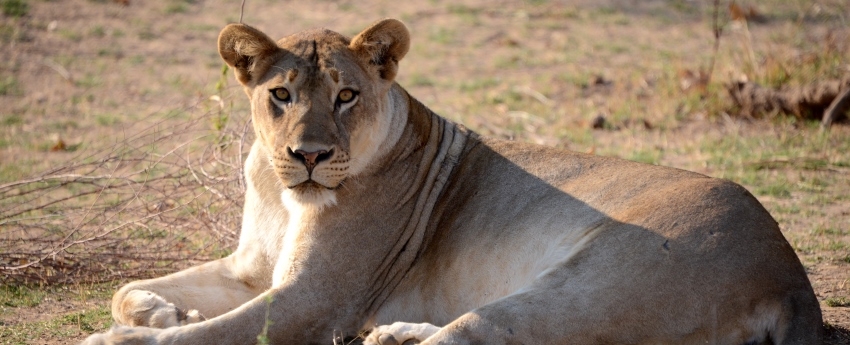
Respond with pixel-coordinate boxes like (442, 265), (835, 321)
(271, 88), (291, 103)
(337, 89), (357, 104)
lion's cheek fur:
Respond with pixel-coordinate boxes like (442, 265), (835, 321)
(349, 89), (406, 176)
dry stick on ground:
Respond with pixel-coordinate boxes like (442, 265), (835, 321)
(725, 76), (850, 127)
(822, 87), (850, 129)
(0, 103), (249, 285)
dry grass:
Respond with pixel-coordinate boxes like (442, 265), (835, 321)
(1, 101), (248, 285)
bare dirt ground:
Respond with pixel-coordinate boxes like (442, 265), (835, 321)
(1, 0), (849, 344)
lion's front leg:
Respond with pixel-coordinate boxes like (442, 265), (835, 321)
(112, 256), (264, 328)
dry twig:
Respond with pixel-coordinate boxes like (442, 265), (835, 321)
(1, 101), (251, 285)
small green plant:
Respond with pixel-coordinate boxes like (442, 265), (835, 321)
(1, 0), (28, 17)
(256, 295), (274, 345)
(211, 64), (230, 132)
(89, 25), (106, 38)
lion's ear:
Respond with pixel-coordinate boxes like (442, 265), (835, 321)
(218, 24), (279, 85)
(349, 19), (410, 81)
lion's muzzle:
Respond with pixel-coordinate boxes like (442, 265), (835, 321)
(287, 147), (334, 175)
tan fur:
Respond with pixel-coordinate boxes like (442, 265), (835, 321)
(81, 19), (822, 345)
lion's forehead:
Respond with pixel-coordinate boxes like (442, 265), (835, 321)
(277, 29), (354, 66)
(264, 33), (365, 89)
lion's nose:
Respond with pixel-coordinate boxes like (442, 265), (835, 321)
(288, 147), (332, 171)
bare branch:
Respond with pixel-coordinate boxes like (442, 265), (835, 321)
(822, 88), (850, 130)
(1, 94), (250, 285)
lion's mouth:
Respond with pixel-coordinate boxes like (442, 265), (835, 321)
(287, 179), (340, 191)
(288, 180), (324, 190)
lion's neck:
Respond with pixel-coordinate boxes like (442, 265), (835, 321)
(336, 88), (473, 315)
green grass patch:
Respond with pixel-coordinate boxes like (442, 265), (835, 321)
(96, 113), (122, 126)
(0, 75), (23, 96)
(89, 25), (106, 38)
(406, 73), (436, 87)
(164, 0), (195, 14)
(57, 28), (83, 42)
(1, 285), (46, 308)
(627, 148), (662, 165)
(0, 158), (32, 182)
(1, 0), (28, 17)
(811, 225), (846, 237)
(2, 113), (23, 125)
(0, 23), (18, 43)
(429, 27), (456, 45)
(753, 182), (793, 199)
(825, 297), (850, 308)
(138, 28), (157, 40)
(458, 77), (500, 92)
(0, 306), (112, 343)
(59, 308), (112, 332)
(164, 3), (187, 14)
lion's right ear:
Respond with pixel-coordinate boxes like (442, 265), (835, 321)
(218, 24), (279, 85)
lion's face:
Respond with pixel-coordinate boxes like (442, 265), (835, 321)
(249, 32), (385, 198)
(218, 21), (410, 206)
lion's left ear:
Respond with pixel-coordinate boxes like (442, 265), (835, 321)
(350, 19), (410, 81)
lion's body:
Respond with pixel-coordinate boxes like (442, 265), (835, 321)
(82, 19), (822, 345)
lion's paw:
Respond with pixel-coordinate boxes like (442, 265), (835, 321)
(118, 290), (205, 328)
(364, 322), (441, 345)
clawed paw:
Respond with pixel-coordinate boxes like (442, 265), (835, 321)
(363, 322), (441, 345)
(118, 290), (205, 328)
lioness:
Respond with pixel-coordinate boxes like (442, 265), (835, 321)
(82, 19), (822, 345)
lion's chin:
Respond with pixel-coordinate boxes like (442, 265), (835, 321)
(281, 182), (338, 209)
(288, 180), (329, 191)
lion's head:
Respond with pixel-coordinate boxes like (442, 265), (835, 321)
(217, 19), (410, 206)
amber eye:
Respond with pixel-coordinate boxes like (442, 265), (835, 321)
(337, 89), (356, 104)
(271, 88), (291, 102)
